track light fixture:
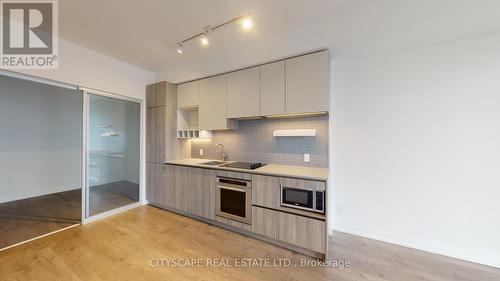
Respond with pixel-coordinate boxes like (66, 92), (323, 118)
(176, 42), (183, 54)
(176, 14), (253, 54)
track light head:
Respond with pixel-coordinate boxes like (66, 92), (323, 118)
(176, 42), (184, 54)
(241, 16), (253, 31)
(200, 34), (209, 46)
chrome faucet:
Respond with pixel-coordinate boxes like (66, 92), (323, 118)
(215, 143), (228, 161)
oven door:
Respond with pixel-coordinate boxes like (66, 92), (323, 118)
(281, 185), (315, 212)
(216, 179), (252, 224)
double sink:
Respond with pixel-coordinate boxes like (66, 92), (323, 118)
(199, 160), (230, 167)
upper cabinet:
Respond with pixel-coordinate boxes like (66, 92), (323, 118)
(226, 67), (261, 118)
(176, 50), (329, 130)
(285, 50), (330, 114)
(199, 75), (238, 130)
(177, 81), (199, 109)
(260, 61), (285, 116)
(146, 82), (168, 108)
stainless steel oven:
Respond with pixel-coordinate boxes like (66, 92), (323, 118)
(280, 184), (325, 214)
(216, 177), (252, 224)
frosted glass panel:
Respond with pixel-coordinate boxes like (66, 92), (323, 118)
(0, 75), (82, 249)
(87, 94), (140, 217)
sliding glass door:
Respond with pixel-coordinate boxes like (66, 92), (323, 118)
(84, 93), (141, 219)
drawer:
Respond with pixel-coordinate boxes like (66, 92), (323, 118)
(278, 212), (326, 253)
(252, 175), (279, 209)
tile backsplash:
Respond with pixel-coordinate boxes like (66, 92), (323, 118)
(190, 115), (329, 168)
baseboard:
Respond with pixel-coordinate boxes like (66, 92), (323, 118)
(333, 224), (500, 269)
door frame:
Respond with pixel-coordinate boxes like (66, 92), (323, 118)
(81, 87), (144, 224)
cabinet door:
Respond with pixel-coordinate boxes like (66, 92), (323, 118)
(226, 67), (260, 118)
(177, 81), (199, 108)
(252, 175), (279, 209)
(147, 163), (165, 205)
(278, 212), (326, 253)
(251, 206), (278, 240)
(285, 51), (329, 114)
(189, 168), (216, 220)
(260, 61), (285, 116)
(146, 82), (167, 108)
(146, 107), (166, 163)
(199, 75), (233, 130)
(164, 165), (185, 210)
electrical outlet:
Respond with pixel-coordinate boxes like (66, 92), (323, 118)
(304, 154), (310, 162)
(199, 149), (204, 156)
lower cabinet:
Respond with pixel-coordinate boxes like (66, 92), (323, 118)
(153, 165), (326, 255)
(251, 206), (278, 240)
(147, 163), (166, 205)
(163, 165), (215, 220)
(278, 212), (326, 253)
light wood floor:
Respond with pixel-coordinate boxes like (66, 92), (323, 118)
(0, 182), (139, 249)
(0, 206), (498, 281)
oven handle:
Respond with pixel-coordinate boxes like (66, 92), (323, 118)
(218, 185), (247, 193)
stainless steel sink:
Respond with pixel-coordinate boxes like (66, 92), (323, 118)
(199, 161), (227, 166)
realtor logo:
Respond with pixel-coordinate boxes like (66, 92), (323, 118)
(1, 1), (58, 69)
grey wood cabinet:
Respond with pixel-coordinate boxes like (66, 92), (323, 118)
(278, 212), (326, 253)
(251, 206), (278, 240)
(199, 75), (238, 130)
(146, 82), (167, 108)
(163, 165), (215, 220)
(252, 175), (280, 209)
(260, 61), (285, 116)
(285, 50), (330, 114)
(146, 81), (177, 163)
(226, 67), (260, 118)
(177, 81), (199, 109)
(146, 106), (166, 163)
(147, 163), (166, 205)
(187, 167), (216, 220)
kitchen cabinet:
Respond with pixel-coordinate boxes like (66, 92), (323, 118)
(285, 50), (329, 114)
(146, 106), (166, 163)
(226, 67), (260, 118)
(187, 167), (216, 220)
(162, 165), (215, 220)
(177, 81), (199, 109)
(146, 82), (167, 108)
(147, 163), (165, 205)
(260, 61), (285, 116)
(252, 175), (279, 209)
(146, 81), (177, 163)
(278, 212), (326, 253)
(199, 75), (238, 130)
(251, 206), (278, 240)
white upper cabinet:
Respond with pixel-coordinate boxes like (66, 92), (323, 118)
(199, 75), (237, 130)
(226, 67), (260, 118)
(177, 81), (199, 108)
(260, 61), (285, 116)
(285, 50), (330, 114)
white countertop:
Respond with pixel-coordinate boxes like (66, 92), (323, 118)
(166, 158), (328, 181)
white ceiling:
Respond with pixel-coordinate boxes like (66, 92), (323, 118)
(59, 0), (500, 83)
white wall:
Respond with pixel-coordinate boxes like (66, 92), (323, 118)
(7, 38), (153, 205)
(0, 75), (82, 203)
(331, 32), (500, 268)
(13, 38), (154, 99)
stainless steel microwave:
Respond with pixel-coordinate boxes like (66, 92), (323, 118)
(280, 184), (325, 214)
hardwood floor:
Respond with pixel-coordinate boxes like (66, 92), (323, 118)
(0, 189), (81, 249)
(0, 181), (139, 249)
(0, 205), (498, 281)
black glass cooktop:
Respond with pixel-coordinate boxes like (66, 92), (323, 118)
(222, 162), (266, 170)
